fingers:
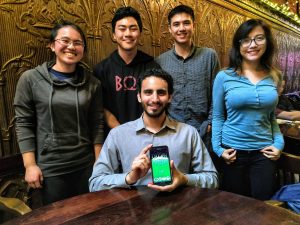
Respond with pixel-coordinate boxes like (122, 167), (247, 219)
(260, 146), (281, 161)
(148, 160), (187, 192)
(132, 157), (150, 171)
(25, 165), (43, 189)
(27, 179), (42, 189)
(139, 144), (152, 156)
(148, 183), (175, 192)
(222, 149), (236, 164)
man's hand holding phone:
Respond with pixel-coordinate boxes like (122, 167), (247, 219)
(148, 160), (188, 192)
(148, 145), (188, 192)
(125, 144), (152, 185)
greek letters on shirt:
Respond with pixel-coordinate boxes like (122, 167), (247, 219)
(115, 75), (137, 91)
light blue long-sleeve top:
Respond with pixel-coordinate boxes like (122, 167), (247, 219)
(89, 116), (218, 192)
(212, 69), (284, 157)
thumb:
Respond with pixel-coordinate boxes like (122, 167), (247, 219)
(170, 160), (178, 174)
(39, 173), (44, 183)
(170, 160), (175, 169)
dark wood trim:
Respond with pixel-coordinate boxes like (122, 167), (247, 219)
(0, 154), (23, 177)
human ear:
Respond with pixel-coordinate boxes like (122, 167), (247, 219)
(137, 93), (141, 103)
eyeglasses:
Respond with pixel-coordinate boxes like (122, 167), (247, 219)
(55, 38), (85, 47)
(239, 35), (266, 48)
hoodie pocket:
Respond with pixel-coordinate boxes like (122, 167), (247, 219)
(40, 133), (91, 163)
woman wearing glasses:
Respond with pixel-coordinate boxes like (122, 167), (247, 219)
(14, 20), (104, 205)
(212, 19), (284, 200)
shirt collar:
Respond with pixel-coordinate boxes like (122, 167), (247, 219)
(172, 44), (196, 60)
(135, 115), (177, 133)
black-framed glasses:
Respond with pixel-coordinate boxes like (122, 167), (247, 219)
(55, 38), (85, 47)
(239, 35), (266, 48)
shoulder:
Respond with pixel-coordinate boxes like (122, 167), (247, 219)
(94, 51), (118, 69)
(156, 50), (174, 67)
(216, 68), (236, 78)
(109, 120), (137, 136)
(87, 71), (101, 86)
(213, 69), (236, 86)
(170, 118), (199, 136)
(157, 49), (172, 59)
(93, 52), (118, 80)
(19, 63), (46, 83)
(194, 47), (218, 58)
(136, 50), (154, 63)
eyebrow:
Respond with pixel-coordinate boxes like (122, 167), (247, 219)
(117, 24), (138, 28)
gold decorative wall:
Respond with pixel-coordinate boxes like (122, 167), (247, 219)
(0, 0), (299, 156)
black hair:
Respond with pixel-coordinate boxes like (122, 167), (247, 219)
(168, 4), (195, 24)
(229, 19), (275, 71)
(111, 6), (143, 33)
(137, 68), (174, 95)
(49, 19), (87, 51)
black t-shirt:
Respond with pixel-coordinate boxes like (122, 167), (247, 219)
(94, 50), (160, 124)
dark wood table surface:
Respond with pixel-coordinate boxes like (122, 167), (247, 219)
(4, 187), (300, 225)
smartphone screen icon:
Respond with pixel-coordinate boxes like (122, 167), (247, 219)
(150, 145), (172, 186)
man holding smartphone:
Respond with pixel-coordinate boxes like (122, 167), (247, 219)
(89, 68), (218, 192)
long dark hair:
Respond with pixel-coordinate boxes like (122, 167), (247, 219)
(229, 19), (274, 71)
(229, 19), (281, 84)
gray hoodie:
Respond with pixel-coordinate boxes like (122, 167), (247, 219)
(14, 61), (104, 177)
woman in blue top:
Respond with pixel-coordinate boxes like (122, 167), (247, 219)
(212, 19), (284, 200)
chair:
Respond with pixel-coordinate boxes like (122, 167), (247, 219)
(277, 152), (300, 186)
(0, 155), (32, 222)
(0, 178), (32, 223)
(266, 152), (300, 209)
(0, 196), (31, 215)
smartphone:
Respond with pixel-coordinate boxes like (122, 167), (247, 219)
(150, 145), (172, 186)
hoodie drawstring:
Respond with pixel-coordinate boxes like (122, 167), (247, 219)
(49, 82), (55, 142)
(75, 87), (81, 144)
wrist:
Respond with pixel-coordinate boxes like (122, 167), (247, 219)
(125, 171), (136, 185)
(181, 174), (188, 186)
(24, 163), (37, 169)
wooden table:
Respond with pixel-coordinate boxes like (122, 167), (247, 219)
(4, 187), (300, 225)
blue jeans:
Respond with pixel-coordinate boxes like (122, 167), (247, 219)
(220, 150), (276, 200)
(41, 166), (93, 205)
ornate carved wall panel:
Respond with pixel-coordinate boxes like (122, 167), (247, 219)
(0, 0), (299, 156)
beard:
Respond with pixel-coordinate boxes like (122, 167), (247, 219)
(142, 102), (170, 118)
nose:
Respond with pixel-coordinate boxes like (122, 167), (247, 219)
(124, 28), (131, 36)
(249, 39), (258, 47)
(151, 92), (159, 102)
(179, 23), (186, 31)
(67, 41), (76, 49)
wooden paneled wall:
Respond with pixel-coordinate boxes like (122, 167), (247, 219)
(0, 0), (299, 157)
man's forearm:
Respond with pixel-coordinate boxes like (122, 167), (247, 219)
(103, 108), (120, 128)
(94, 144), (102, 161)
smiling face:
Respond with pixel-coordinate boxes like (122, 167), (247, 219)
(239, 25), (267, 64)
(50, 26), (84, 72)
(113, 16), (141, 53)
(168, 12), (194, 47)
(138, 76), (172, 119)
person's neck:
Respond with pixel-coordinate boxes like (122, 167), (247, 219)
(52, 63), (76, 73)
(241, 60), (266, 74)
(174, 41), (193, 59)
(143, 112), (166, 134)
(118, 47), (138, 64)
